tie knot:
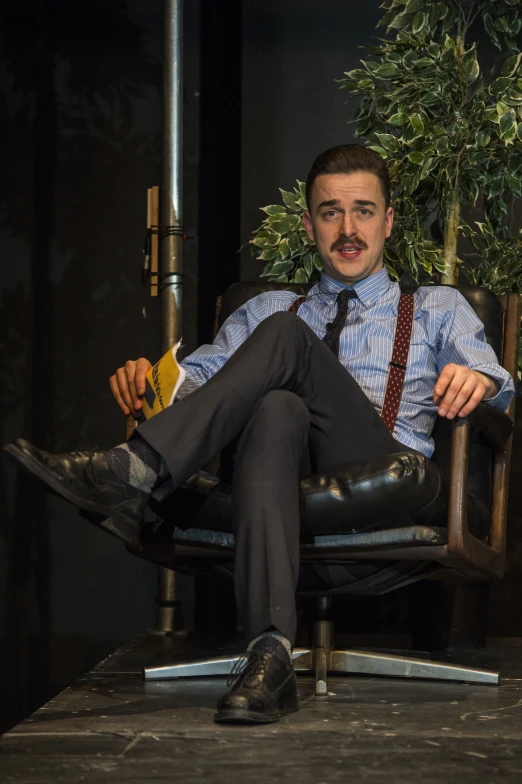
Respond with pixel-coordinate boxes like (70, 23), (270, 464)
(337, 288), (357, 303)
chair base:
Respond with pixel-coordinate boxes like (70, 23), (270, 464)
(143, 646), (498, 693)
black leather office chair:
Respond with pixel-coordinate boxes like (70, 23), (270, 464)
(130, 282), (519, 693)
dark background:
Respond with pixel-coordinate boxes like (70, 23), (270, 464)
(1, 0), (522, 734)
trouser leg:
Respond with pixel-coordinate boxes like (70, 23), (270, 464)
(231, 390), (310, 645)
(138, 310), (400, 483)
(137, 311), (411, 647)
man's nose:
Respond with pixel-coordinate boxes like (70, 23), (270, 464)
(341, 214), (356, 237)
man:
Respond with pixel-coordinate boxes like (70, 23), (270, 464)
(4, 145), (514, 725)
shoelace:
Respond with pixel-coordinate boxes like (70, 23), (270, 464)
(227, 649), (266, 689)
(69, 447), (99, 459)
(66, 448), (101, 486)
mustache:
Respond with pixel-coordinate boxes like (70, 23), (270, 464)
(331, 235), (368, 252)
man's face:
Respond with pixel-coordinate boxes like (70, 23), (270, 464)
(303, 171), (394, 285)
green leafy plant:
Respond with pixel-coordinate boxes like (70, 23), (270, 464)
(251, 182), (320, 283)
(250, 0), (522, 291)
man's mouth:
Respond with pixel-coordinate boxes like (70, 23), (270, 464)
(336, 244), (364, 259)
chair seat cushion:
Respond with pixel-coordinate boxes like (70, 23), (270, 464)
(154, 523), (449, 552)
(149, 451), (446, 537)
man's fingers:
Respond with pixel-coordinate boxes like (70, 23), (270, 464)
(444, 377), (478, 419)
(437, 368), (467, 416)
(116, 367), (136, 415)
(457, 385), (486, 418)
(433, 364), (456, 401)
(110, 374), (130, 416)
(125, 361), (140, 409)
(136, 358), (152, 396)
(110, 359), (152, 417)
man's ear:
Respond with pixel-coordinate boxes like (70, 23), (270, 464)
(385, 206), (394, 239)
(302, 211), (315, 242)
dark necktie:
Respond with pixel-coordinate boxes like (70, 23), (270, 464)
(322, 288), (358, 358)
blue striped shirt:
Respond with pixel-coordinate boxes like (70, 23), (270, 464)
(178, 267), (514, 457)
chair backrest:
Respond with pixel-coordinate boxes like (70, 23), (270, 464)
(217, 282), (312, 332)
(214, 281), (516, 513)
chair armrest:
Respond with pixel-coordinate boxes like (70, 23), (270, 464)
(466, 403), (513, 453)
(446, 406), (511, 577)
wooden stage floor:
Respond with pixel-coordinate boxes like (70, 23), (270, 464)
(2, 633), (522, 782)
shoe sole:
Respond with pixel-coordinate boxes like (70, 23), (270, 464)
(214, 692), (299, 725)
(3, 443), (141, 549)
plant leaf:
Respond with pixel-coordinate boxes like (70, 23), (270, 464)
(258, 247), (280, 261)
(293, 268), (308, 283)
(505, 88), (522, 104)
(376, 133), (400, 152)
(465, 54), (480, 84)
(389, 11), (410, 30)
(476, 128), (491, 147)
(388, 112), (408, 126)
(312, 252), (323, 270)
(368, 145), (388, 158)
(490, 76), (513, 95)
(484, 12), (501, 48)
(410, 114), (425, 133)
(269, 260), (294, 276)
(375, 62), (401, 79)
(269, 215), (300, 233)
(261, 204), (286, 216)
(499, 108), (517, 137)
(404, 0), (424, 12)
(260, 262), (274, 277)
(279, 189), (299, 211)
(287, 231), (301, 254)
(303, 251), (313, 276)
(412, 11), (426, 35)
(251, 232), (281, 248)
(502, 52), (522, 77)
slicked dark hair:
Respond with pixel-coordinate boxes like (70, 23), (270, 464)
(305, 144), (391, 211)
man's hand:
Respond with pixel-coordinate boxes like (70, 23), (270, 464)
(109, 358), (152, 418)
(434, 364), (499, 420)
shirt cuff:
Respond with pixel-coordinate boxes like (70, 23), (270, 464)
(175, 373), (203, 401)
(474, 364), (515, 412)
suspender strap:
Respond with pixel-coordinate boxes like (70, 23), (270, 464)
(288, 291), (415, 435)
(288, 296), (306, 314)
(380, 293), (415, 434)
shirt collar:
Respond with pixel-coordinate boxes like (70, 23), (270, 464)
(319, 267), (393, 308)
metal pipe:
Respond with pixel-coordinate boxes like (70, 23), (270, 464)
(155, 0), (184, 634)
(161, 0), (183, 354)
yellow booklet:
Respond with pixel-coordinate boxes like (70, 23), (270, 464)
(141, 339), (186, 419)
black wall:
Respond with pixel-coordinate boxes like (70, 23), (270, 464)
(1, 0), (522, 735)
(0, 0), (204, 733)
(240, 0), (382, 279)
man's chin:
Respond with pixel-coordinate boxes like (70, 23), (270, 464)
(325, 256), (383, 285)
(331, 260), (367, 284)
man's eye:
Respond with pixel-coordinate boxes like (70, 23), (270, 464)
(324, 210), (337, 218)
(358, 209), (372, 217)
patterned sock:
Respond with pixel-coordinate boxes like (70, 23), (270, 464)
(248, 630), (293, 664)
(107, 436), (169, 494)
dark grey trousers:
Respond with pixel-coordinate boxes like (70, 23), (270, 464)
(138, 311), (411, 644)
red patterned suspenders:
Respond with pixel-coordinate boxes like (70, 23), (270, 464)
(287, 296), (307, 314)
(287, 291), (415, 434)
(380, 293), (414, 433)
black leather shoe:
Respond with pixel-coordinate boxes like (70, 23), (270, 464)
(214, 650), (299, 724)
(3, 438), (148, 549)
